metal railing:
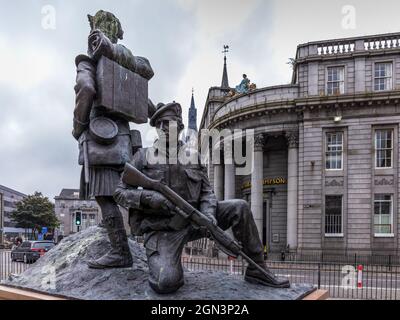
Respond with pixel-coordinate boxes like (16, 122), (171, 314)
(182, 256), (400, 300)
(267, 251), (400, 266)
(0, 250), (30, 281)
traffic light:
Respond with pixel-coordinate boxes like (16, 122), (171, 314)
(75, 212), (82, 226)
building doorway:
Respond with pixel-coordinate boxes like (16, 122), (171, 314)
(262, 189), (275, 254)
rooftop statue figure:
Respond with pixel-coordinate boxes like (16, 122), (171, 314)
(236, 74), (251, 94)
(227, 74), (256, 97)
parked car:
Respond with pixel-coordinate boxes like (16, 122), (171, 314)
(0, 240), (13, 250)
(11, 241), (55, 264)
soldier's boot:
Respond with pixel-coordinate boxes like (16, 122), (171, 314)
(87, 215), (133, 269)
(244, 263), (290, 288)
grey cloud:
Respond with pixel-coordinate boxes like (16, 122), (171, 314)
(0, 0), (196, 199)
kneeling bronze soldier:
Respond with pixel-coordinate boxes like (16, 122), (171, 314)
(114, 102), (289, 293)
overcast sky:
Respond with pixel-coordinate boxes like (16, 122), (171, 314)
(1, 0), (400, 200)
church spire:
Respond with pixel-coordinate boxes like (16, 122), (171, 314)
(190, 88), (195, 110)
(188, 88), (197, 132)
(221, 45), (230, 90)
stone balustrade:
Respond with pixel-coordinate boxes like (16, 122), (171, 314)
(363, 35), (400, 51)
(317, 42), (355, 55)
(212, 85), (299, 123)
(296, 32), (400, 58)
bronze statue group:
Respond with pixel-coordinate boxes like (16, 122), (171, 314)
(73, 10), (289, 294)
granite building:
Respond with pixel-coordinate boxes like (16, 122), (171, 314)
(200, 32), (400, 256)
(54, 189), (131, 237)
(54, 189), (101, 237)
(0, 184), (27, 243)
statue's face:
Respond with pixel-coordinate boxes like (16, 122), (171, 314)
(155, 117), (182, 141)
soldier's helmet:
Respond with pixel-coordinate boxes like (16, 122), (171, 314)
(88, 10), (124, 44)
(150, 102), (184, 131)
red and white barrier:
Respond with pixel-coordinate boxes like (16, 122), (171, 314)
(357, 265), (363, 288)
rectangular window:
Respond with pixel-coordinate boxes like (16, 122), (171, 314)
(325, 195), (343, 236)
(374, 194), (393, 236)
(374, 62), (392, 91)
(89, 214), (96, 227)
(82, 213), (87, 229)
(375, 129), (393, 168)
(327, 66), (345, 95)
(326, 132), (343, 170)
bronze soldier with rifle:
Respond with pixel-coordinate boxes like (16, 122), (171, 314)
(114, 102), (290, 294)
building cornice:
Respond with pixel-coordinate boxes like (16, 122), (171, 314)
(206, 90), (400, 130)
(295, 47), (400, 64)
(295, 90), (400, 107)
(296, 31), (400, 49)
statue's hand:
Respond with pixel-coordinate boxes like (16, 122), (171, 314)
(203, 211), (218, 226)
(140, 190), (175, 215)
(88, 29), (114, 61)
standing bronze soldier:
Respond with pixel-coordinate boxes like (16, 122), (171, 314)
(114, 102), (290, 293)
(73, 10), (154, 269)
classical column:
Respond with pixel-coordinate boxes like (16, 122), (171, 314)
(207, 143), (212, 178)
(286, 130), (299, 250)
(224, 141), (235, 200)
(251, 134), (265, 237)
(224, 163), (235, 200)
(213, 164), (224, 201)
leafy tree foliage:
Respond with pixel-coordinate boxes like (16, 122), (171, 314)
(10, 192), (59, 239)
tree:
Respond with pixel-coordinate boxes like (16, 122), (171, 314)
(10, 192), (59, 240)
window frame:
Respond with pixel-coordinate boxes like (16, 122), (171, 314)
(374, 129), (393, 169)
(373, 194), (394, 238)
(374, 61), (393, 92)
(326, 65), (345, 95)
(89, 214), (96, 227)
(325, 131), (344, 171)
(324, 195), (344, 237)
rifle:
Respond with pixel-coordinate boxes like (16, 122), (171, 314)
(121, 162), (279, 282)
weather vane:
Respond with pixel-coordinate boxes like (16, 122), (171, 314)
(222, 45), (229, 59)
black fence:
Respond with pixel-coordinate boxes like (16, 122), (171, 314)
(0, 250), (30, 282)
(267, 251), (400, 266)
(182, 256), (400, 300)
